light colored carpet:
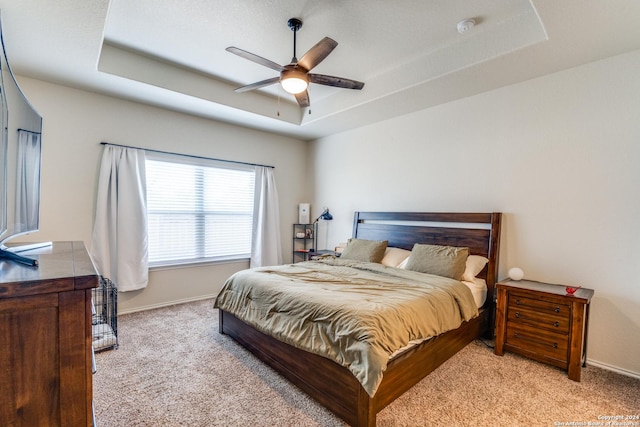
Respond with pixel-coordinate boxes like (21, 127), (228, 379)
(94, 299), (639, 426)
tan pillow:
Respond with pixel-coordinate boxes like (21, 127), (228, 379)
(380, 247), (411, 267)
(340, 238), (388, 263)
(404, 244), (469, 280)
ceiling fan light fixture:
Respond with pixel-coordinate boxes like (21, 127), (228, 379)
(281, 69), (308, 94)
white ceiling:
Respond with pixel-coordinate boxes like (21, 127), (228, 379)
(1, 0), (639, 141)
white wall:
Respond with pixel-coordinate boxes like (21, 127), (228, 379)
(309, 49), (640, 377)
(15, 78), (308, 313)
(14, 48), (640, 376)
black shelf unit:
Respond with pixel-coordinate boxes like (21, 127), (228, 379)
(292, 223), (316, 263)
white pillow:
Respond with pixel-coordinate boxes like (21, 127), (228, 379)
(397, 257), (409, 269)
(462, 255), (489, 282)
(380, 247), (411, 267)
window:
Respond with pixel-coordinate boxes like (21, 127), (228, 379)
(145, 153), (255, 267)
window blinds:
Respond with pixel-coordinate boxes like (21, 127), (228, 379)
(146, 155), (255, 266)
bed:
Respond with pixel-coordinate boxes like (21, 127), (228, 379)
(215, 211), (502, 426)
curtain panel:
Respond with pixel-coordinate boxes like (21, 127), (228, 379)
(251, 166), (282, 267)
(90, 145), (149, 292)
(15, 130), (41, 230)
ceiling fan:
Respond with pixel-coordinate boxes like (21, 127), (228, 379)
(226, 18), (365, 108)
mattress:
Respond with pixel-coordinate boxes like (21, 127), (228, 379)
(462, 277), (487, 309)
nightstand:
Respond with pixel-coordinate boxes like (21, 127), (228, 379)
(309, 250), (335, 259)
(494, 279), (594, 381)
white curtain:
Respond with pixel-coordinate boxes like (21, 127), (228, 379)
(15, 130), (41, 232)
(90, 145), (149, 292)
(250, 166), (282, 267)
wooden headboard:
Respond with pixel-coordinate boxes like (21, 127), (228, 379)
(352, 211), (502, 309)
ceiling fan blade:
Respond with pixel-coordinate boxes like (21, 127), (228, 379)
(294, 90), (310, 108)
(234, 77), (281, 93)
(226, 47), (284, 72)
(297, 37), (338, 71)
(309, 73), (365, 90)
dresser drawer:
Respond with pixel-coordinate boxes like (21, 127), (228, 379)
(505, 324), (569, 363)
(508, 293), (570, 316)
(507, 305), (570, 333)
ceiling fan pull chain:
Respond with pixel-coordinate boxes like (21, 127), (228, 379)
(277, 87), (281, 116)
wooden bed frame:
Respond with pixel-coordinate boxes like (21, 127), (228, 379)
(218, 212), (502, 426)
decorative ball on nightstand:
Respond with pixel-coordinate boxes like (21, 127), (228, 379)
(508, 267), (524, 281)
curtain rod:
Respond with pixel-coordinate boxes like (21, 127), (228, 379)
(18, 128), (42, 135)
(100, 142), (275, 169)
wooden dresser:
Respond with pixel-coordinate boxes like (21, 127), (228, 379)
(494, 279), (594, 381)
(0, 241), (98, 426)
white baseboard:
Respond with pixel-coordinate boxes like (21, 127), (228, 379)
(587, 358), (640, 380)
(118, 294), (219, 315)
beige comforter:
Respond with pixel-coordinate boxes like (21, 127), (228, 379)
(214, 257), (478, 397)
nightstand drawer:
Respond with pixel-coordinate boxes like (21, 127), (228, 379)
(506, 324), (568, 363)
(507, 305), (570, 333)
(508, 293), (570, 318)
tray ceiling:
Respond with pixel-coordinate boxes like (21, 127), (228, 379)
(1, 0), (640, 140)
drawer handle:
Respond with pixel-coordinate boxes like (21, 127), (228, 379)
(513, 299), (562, 314)
(513, 312), (560, 328)
(553, 342), (558, 349)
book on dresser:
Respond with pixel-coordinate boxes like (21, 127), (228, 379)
(494, 279), (594, 381)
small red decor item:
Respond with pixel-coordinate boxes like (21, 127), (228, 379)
(565, 285), (582, 295)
